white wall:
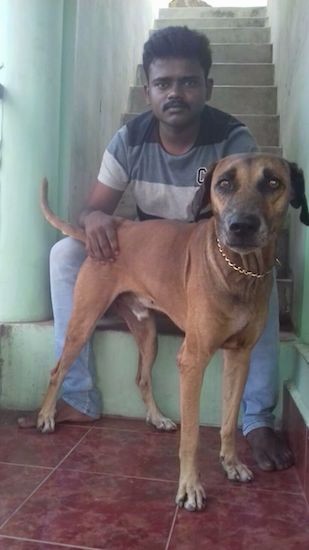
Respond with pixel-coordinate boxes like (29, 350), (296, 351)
(268, 0), (309, 337)
(67, 0), (158, 219)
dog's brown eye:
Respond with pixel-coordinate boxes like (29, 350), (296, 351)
(268, 179), (281, 190)
(217, 179), (231, 189)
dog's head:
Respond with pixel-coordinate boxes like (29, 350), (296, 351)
(194, 153), (309, 254)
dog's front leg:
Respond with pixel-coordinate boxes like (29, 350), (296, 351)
(176, 338), (207, 512)
(220, 347), (254, 482)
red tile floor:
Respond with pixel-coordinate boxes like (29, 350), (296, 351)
(0, 411), (309, 550)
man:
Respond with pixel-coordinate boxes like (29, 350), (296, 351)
(19, 26), (293, 472)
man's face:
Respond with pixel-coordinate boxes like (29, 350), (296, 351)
(144, 57), (212, 129)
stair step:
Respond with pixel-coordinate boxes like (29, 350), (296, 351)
(210, 85), (276, 114)
(210, 63), (274, 85)
(236, 114), (279, 145)
(137, 63), (274, 86)
(260, 146), (282, 155)
(127, 85), (277, 116)
(210, 43), (272, 63)
(0, 321), (294, 423)
(150, 26), (270, 44)
(154, 17), (268, 29)
(159, 7), (268, 19)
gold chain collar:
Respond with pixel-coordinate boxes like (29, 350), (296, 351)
(216, 238), (276, 279)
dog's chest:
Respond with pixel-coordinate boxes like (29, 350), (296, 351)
(221, 298), (264, 349)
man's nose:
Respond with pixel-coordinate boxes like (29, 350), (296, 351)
(167, 81), (182, 97)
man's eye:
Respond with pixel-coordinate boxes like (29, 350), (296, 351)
(155, 82), (168, 89)
(184, 79), (198, 87)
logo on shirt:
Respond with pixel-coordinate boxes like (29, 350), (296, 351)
(196, 166), (208, 186)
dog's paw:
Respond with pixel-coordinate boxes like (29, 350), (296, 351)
(221, 458), (253, 482)
(176, 478), (207, 512)
(146, 412), (177, 432)
(37, 411), (56, 433)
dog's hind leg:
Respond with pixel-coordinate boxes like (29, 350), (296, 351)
(114, 295), (177, 431)
(37, 265), (118, 433)
(220, 347), (254, 482)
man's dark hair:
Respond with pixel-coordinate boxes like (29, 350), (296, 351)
(143, 26), (212, 80)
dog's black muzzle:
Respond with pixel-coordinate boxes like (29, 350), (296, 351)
(221, 212), (264, 250)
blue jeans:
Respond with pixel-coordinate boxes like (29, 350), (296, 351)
(50, 237), (279, 432)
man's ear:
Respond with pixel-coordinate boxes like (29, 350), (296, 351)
(144, 83), (150, 106)
(288, 162), (309, 226)
(192, 162), (217, 220)
(205, 78), (214, 102)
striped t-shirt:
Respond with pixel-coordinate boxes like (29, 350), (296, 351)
(98, 105), (258, 222)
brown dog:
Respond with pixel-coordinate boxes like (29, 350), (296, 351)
(38, 153), (308, 512)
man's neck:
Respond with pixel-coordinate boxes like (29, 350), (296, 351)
(158, 120), (201, 156)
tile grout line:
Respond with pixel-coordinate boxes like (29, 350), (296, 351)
(304, 426), (309, 511)
(0, 460), (52, 470)
(0, 533), (103, 550)
(55, 465), (305, 496)
(0, 427), (93, 532)
(58, 465), (178, 485)
(165, 506), (178, 550)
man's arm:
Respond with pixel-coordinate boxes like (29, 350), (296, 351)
(80, 123), (131, 260)
(79, 181), (124, 262)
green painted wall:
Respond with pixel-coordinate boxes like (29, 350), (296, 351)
(268, 0), (309, 423)
(268, 0), (309, 341)
(0, 0), (158, 322)
(0, 0), (64, 321)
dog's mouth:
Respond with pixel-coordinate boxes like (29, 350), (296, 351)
(225, 242), (261, 255)
(221, 230), (270, 254)
(222, 231), (268, 253)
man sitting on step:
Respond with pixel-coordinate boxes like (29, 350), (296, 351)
(19, 26), (294, 472)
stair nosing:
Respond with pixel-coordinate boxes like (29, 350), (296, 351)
(123, 111), (279, 116)
(130, 84), (277, 90)
(138, 62), (274, 66)
(154, 24), (271, 30)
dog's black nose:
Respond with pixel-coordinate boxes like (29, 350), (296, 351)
(228, 214), (261, 236)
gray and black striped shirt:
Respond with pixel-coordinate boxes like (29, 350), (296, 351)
(98, 105), (257, 222)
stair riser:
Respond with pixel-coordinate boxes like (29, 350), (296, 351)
(150, 27), (270, 44)
(137, 64), (274, 86)
(0, 324), (295, 426)
(210, 64), (274, 85)
(154, 17), (268, 29)
(211, 44), (272, 63)
(237, 115), (279, 145)
(128, 86), (277, 116)
(159, 7), (267, 19)
(260, 146), (282, 156)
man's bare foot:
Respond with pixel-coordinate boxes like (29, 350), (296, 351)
(17, 399), (100, 429)
(246, 427), (294, 471)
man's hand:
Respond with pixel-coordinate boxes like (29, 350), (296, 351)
(84, 210), (120, 262)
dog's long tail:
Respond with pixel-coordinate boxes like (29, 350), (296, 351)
(40, 178), (86, 243)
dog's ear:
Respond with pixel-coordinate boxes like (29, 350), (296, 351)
(192, 163), (217, 221)
(288, 162), (309, 226)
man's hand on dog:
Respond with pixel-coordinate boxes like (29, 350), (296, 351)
(84, 211), (120, 262)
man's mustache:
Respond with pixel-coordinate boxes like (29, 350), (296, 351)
(163, 100), (189, 111)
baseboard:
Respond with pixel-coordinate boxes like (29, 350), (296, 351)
(283, 382), (309, 503)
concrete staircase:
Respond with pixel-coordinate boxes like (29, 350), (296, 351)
(118, 4), (293, 328)
(123, 5), (280, 155)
